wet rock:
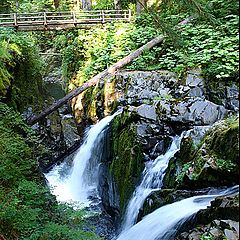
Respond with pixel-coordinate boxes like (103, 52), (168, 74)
(61, 114), (80, 148)
(188, 86), (205, 98)
(136, 123), (148, 136)
(225, 84), (239, 111)
(224, 229), (238, 240)
(134, 104), (157, 121)
(84, 212), (116, 240)
(176, 192), (239, 240)
(139, 188), (211, 221)
(74, 69), (239, 226)
(186, 70), (204, 87)
(170, 99), (227, 125)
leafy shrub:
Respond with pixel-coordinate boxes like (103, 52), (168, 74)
(55, 0), (238, 88)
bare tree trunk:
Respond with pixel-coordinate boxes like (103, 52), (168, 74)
(27, 16), (193, 125)
(136, 0), (147, 15)
(82, 0), (92, 10)
(53, 0), (60, 9)
(114, 0), (122, 10)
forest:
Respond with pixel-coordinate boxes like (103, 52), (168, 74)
(0, 0), (239, 240)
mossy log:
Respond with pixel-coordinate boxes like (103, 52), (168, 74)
(27, 16), (193, 125)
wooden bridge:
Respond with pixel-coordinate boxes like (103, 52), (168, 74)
(0, 10), (131, 31)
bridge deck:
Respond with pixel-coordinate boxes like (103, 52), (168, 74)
(0, 10), (131, 31)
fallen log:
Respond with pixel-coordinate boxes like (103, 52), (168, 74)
(27, 16), (193, 125)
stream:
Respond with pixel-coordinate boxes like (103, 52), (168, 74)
(121, 132), (189, 231)
(45, 111), (120, 208)
(115, 186), (239, 240)
(44, 113), (239, 239)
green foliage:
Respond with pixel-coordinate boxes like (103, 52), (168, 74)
(58, 22), (138, 87)
(176, 162), (192, 182)
(92, 0), (114, 10)
(17, 0), (54, 12)
(0, 0), (16, 13)
(128, 2), (239, 81)
(0, 27), (45, 111)
(200, 234), (215, 240)
(0, 41), (14, 94)
(0, 103), (102, 240)
(55, 0), (238, 87)
(215, 159), (236, 172)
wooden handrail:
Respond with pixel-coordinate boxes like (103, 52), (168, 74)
(0, 10), (131, 30)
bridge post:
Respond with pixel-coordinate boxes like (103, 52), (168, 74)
(102, 10), (105, 23)
(73, 11), (77, 25)
(128, 9), (131, 21)
(14, 13), (18, 27)
(44, 12), (47, 26)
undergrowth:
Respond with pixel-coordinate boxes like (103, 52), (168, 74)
(47, 0), (239, 89)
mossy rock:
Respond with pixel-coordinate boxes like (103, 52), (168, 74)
(171, 116), (239, 189)
(163, 136), (197, 189)
(206, 118), (239, 164)
(5, 50), (45, 113)
(110, 112), (144, 211)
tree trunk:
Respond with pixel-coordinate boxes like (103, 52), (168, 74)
(27, 16), (193, 126)
(136, 0), (147, 15)
(81, 0), (92, 10)
(53, 0), (60, 9)
(114, 0), (122, 10)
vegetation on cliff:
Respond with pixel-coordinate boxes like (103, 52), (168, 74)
(0, 28), (44, 112)
(0, 103), (101, 240)
(110, 112), (144, 211)
(171, 116), (239, 188)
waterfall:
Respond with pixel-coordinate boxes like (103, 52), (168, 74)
(116, 186), (239, 240)
(45, 111), (120, 208)
(121, 132), (188, 231)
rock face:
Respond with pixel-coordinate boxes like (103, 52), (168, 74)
(72, 69), (238, 133)
(163, 116), (239, 190)
(35, 104), (81, 171)
(27, 56), (81, 171)
(71, 69), (239, 229)
(98, 112), (145, 220)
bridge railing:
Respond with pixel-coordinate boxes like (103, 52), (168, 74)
(0, 10), (131, 27)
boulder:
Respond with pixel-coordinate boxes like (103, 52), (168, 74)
(133, 104), (157, 121)
(176, 192), (239, 240)
(170, 98), (227, 125)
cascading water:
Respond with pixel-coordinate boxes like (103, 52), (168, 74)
(116, 186), (239, 240)
(45, 111), (120, 208)
(121, 132), (189, 231)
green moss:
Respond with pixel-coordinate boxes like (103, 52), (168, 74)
(206, 116), (239, 164)
(175, 116), (239, 188)
(9, 59), (44, 112)
(110, 113), (144, 211)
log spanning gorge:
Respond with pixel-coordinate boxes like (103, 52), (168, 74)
(44, 110), (239, 240)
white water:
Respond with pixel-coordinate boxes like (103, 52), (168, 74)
(122, 132), (189, 231)
(45, 112), (120, 208)
(116, 186), (239, 240)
